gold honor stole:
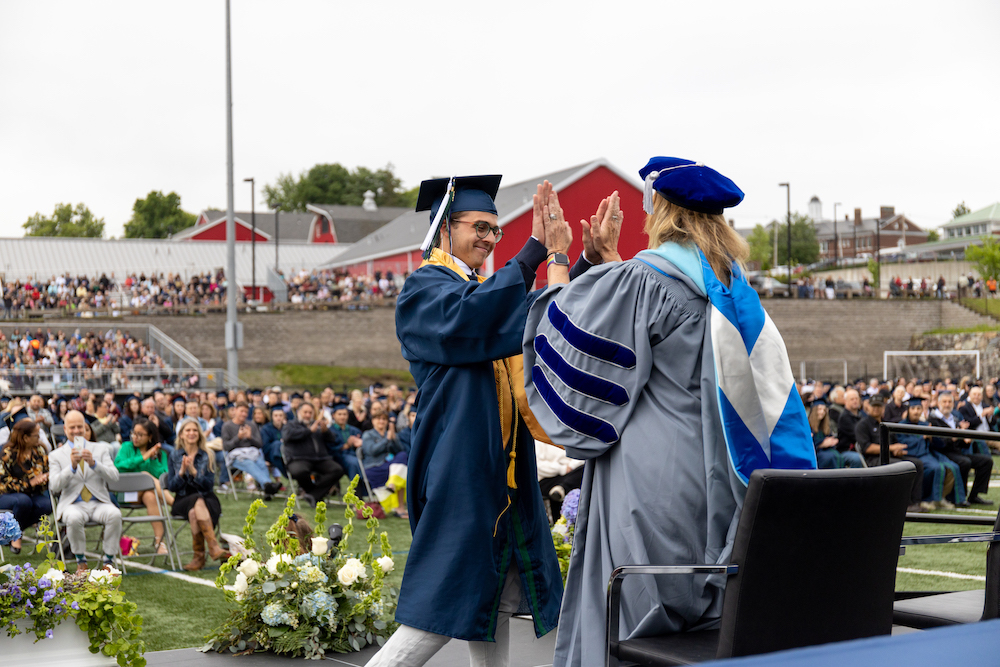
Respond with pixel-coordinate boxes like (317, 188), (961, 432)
(419, 250), (554, 532)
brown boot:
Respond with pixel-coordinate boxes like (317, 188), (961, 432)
(199, 519), (230, 561)
(183, 531), (206, 571)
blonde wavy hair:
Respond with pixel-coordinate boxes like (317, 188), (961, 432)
(644, 194), (749, 286)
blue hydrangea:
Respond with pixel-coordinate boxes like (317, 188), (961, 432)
(561, 489), (581, 525)
(292, 553), (321, 567)
(0, 513), (21, 546)
(300, 590), (338, 621)
(260, 603), (297, 627)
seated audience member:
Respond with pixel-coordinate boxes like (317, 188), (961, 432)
(535, 440), (585, 518)
(114, 417), (173, 554)
(170, 397), (188, 432)
(929, 391), (994, 506)
(200, 401), (218, 439)
(883, 385), (908, 423)
(836, 388), (864, 453)
(49, 410), (122, 572)
(809, 401), (863, 469)
(957, 385), (997, 453)
(281, 403), (344, 507)
(26, 394), (54, 432)
(0, 418), (52, 555)
(328, 404), (363, 483)
(260, 405), (287, 477)
(395, 408), (416, 455)
(894, 398), (964, 510)
(347, 390), (367, 430)
(141, 397), (175, 450)
(222, 401), (280, 498)
(88, 398), (121, 443)
(185, 400), (207, 432)
(119, 396), (141, 443)
(168, 418), (229, 570)
(854, 395), (926, 512)
(360, 410), (408, 517)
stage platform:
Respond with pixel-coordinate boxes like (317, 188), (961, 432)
(146, 617), (556, 667)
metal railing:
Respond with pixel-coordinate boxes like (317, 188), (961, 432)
(145, 324), (201, 370)
(0, 366), (245, 394)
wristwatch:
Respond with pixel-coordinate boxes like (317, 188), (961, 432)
(547, 252), (570, 267)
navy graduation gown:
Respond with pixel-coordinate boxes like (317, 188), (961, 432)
(394, 247), (562, 642)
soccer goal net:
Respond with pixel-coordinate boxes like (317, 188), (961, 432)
(883, 350), (981, 382)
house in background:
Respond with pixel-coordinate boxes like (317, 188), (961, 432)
(814, 205), (928, 261)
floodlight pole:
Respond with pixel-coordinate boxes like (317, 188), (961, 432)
(273, 205), (280, 274)
(224, 0), (239, 385)
(244, 177), (255, 301)
(779, 183), (790, 290)
(876, 216), (882, 298)
(833, 202), (841, 267)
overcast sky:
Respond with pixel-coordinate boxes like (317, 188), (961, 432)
(1, 0), (997, 240)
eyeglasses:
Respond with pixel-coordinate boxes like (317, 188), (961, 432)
(453, 220), (503, 242)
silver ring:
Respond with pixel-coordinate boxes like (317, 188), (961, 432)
(548, 214), (557, 220)
(611, 215), (619, 222)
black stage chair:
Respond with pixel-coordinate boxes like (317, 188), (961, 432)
(893, 509), (1000, 628)
(606, 462), (916, 667)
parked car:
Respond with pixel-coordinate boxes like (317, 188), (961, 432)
(834, 280), (865, 298)
(749, 274), (791, 298)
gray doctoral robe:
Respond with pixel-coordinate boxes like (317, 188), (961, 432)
(523, 253), (745, 667)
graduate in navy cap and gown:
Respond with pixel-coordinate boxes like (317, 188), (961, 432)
(523, 157), (817, 667)
(366, 174), (621, 667)
(894, 397), (966, 509)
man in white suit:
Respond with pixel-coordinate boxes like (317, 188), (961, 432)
(49, 410), (122, 572)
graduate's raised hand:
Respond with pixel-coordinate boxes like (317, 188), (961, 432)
(543, 189), (572, 254)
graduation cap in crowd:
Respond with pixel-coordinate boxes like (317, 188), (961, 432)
(906, 397), (924, 408)
(290, 392), (303, 400)
(332, 404), (349, 413)
(868, 395), (886, 407)
(416, 175), (503, 259)
(2, 405), (30, 430)
(639, 157), (744, 216)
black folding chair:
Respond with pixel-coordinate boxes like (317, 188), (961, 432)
(108, 472), (179, 570)
(606, 463), (916, 666)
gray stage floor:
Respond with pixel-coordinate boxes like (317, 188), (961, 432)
(146, 618), (556, 667)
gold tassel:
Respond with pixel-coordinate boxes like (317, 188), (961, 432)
(506, 450), (517, 489)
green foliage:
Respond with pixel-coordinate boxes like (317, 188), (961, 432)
(746, 224), (773, 269)
(0, 517), (145, 666)
(926, 229), (940, 243)
(965, 236), (1000, 283)
(551, 518), (573, 583)
(204, 480), (398, 658)
(766, 212), (819, 265)
(953, 201), (971, 219)
(263, 163), (414, 211)
(867, 257), (881, 296)
(123, 191), (197, 238)
(23, 202), (104, 237)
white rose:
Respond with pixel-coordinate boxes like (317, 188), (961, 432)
(265, 553), (292, 575)
(237, 558), (260, 579)
(310, 536), (329, 556)
(224, 572), (249, 600)
(376, 556), (394, 574)
(337, 558), (367, 586)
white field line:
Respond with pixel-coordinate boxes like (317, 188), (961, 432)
(897, 567), (986, 582)
(84, 549), (216, 587)
(954, 507), (998, 515)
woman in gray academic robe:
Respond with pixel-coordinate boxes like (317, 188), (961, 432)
(523, 253), (745, 667)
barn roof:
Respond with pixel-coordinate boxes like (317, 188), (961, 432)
(319, 159), (633, 269)
(306, 204), (410, 243)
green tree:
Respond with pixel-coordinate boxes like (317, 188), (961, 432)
(867, 257), (881, 297)
(966, 235), (1000, 282)
(263, 163), (415, 211)
(953, 201), (971, 218)
(926, 229), (939, 243)
(23, 203), (104, 237)
(746, 224), (773, 269)
(769, 212), (819, 265)
(123, 190), (197, 238)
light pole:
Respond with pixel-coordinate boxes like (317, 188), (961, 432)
(876, 216), (882, 298)
(244, 177), (255, 302)
(224, 0), (239, 384)
(833, 202), (841, 267)
(779, 183), (791, 292)
(273, 204), (280, 275)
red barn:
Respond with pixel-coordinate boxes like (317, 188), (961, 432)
(320, 159), (646, 285)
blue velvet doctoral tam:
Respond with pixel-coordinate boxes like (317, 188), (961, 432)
(394, 251), (563, 642)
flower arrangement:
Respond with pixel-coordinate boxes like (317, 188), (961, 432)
(0, 517), (146, 667)
(550, 489), (581, 583)
(0, 512), (21, 546)
(204, 477), (398, 659)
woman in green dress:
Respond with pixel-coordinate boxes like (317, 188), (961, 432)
(114, 417), (173, 554)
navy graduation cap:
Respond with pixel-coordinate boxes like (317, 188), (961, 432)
(416, 175), (502, 259)
(639, 157), (744, 216)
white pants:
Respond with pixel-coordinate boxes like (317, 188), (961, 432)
(61, 499), (122, 558)
(365, 566), (522, 667)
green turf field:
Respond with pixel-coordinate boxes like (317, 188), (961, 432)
(3, 469), (996, 651)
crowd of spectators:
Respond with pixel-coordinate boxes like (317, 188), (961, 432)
(1, 327), (165, 370)
(799, 374), (999, 513)
(1, 268), (404, 317)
